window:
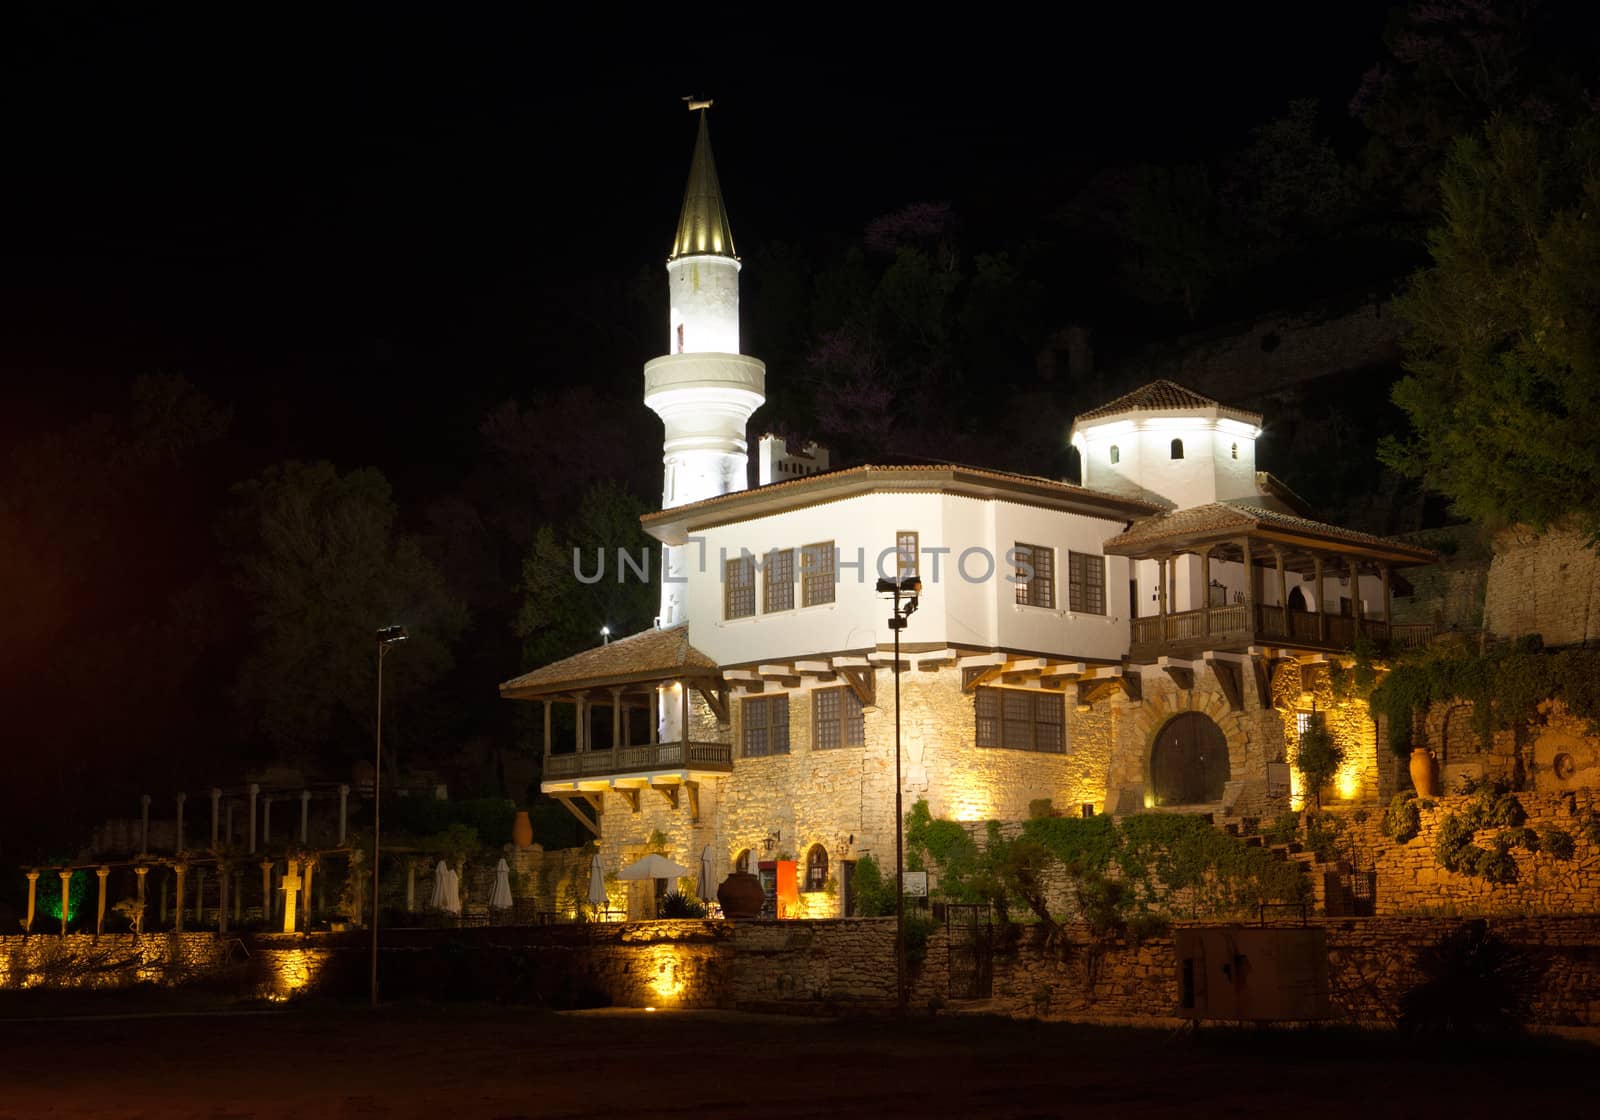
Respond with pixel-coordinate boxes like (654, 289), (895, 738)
(813, 687), (865, 749)
(1296, 710), (1324, 738)
(1171, 438), (1184, 459)
(725, 554), (755, 619)
(1068, 551), (1106, 615)
(1109, 444), (1120, 464)
(742, 694), (790, 757)
(801, 541), (835, 606)
(975, 687), (1065, 752)
(1013, 543), (1055, 608)
(804, 845), (828, 892)
(1230, 442), (1239, 460)
(763, 548), (795, 613)
(896, 531), (919, 581)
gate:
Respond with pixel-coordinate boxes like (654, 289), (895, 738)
(945, 903), (993, 999)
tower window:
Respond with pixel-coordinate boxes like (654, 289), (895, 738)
(1170, 438), (1184, 460)
(1231, 442), (1238, 460)
(676, 324), (685, 353)
(1109, 444), (1120, 464)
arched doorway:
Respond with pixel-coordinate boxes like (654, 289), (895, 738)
(1286, 586), (1307, 612)
(1150, 713), (1231, 805)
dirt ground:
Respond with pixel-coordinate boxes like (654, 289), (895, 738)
(1, 1001), (1596, 1119)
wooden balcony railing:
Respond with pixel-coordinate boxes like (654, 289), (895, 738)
(1130, 605), (1436, 658)
(543, 741), (733, 781)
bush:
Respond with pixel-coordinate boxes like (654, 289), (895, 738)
(1028, 798), (1055, 819)
(1293, 718), (1345, 809)
(1126, 912), (1172, 944)
(658, 892), (708, 919)
(1540, 828), (1575, 860)
(1261, 811), (1301, 847)
(851, 854), (896, 917)
(903, 911), (937, 973)
(1382, 793), (1422, 844)
(1398, 921), (1537, 1036)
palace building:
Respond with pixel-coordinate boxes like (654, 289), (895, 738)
(498, 108), (1437, 919)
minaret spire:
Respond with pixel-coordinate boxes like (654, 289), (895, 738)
(670, 104), (737, 261)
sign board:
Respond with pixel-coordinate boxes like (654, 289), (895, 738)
(902, 871), (928, 897)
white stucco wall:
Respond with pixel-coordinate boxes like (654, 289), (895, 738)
(1076, 416), (1259, 509)
(667, 255), (740, 355)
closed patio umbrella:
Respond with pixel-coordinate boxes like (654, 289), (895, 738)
(489, 858), (513, 911)
(428, 861), (449, 910)
(441, 866), (462, 915)
(697, 845), (713, 902)
(587, 852), (608, 911)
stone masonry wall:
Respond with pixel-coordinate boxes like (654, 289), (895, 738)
(1484, 523), (1600, 647)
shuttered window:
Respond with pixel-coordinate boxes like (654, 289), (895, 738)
(1068, 551), (1106, 615)
(813, 687), (865, 750)
(742, 695), (790, 757)
(975, 687), (1065, 753)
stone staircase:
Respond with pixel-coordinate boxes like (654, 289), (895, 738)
(1215, 814), (1371, 917)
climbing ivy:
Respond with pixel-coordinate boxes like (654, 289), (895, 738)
(1431, 782), (1535, 883)
(1369, 637), (1600, 758)
(1382, 792), (1421, 844)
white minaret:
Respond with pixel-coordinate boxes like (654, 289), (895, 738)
(645, 104), (765, 629)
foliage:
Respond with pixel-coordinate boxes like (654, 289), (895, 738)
(1382, 792), (1422, 845)
(227, 460), (468, 770)
(1398, 921), (1537, 1036)
(1303, 814), (1346, 863)
(1125, 912), (1171, 944)
(1027, 798), (1055, 820)
(1432, 783), (1534, 883)
(515, 480), (658, 670)
(1540, 828), (1575, 861)
(1261, 811), (1301, 848)
(658, 892), (708, 919)
(1068, 867), (1130, 940)
(1115, 813), (1310, 917)
(850, 854), (896, 918)
(1294, 717), (1346, 810)
(1578, 811), (1600, 851)
(1369, 639), (1600, 758)
(1018, 814), (1118, 876)
(1383, 113), (1600, 539)
(905, 800), (983, 901)
(644, 830), (669, 855)
(903, 911), (937, 974)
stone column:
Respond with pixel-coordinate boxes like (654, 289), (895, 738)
(338, 784), (350, 846)
(95, 867), (109, 939)
(134, 866), (148, 936)
(210, 787), (222, 849)
(247, 783), (260, 854)
(262, 795), (273, 846)
(24, 870), (39, 934)
(174, 863), (187, 934)
(300, 790), (311, 844)
(218, 865), (230, 934)
(139, 794), (151, 855)
(194, 865), (206, 923)
(302, 859), (316, 930)
(281, 858), (301, 934)
(175, 791), (186, 854)
(58, 869), (72, 936)
(260, 861), (273, 923)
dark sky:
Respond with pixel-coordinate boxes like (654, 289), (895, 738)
(1, 5), (1400, 483)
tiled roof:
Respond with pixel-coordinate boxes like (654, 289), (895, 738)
(1103, 502), (1438, 563)
(499, 625), (719, 697)
(1074, 379), (1263, 425)
(640, 463), (1163, 529)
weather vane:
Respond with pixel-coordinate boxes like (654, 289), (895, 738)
(682, 96), (713, 111)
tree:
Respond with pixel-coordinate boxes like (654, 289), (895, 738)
(515, 480), (658, 669)
(1294, 716), (1346, 811)
(1382, 114), (1600, 539)
(228, 460), (467, 774)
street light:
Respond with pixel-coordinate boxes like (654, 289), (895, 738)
(371, 624), (408, 1009)
(877, 575), (920, 1014)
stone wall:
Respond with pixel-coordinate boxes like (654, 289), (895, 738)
(1484, 523), (1600, 647)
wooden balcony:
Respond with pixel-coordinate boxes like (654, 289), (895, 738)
(542, 740), (733, 781)
(1129, 604), (1435, 662)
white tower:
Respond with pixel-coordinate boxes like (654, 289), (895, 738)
(645, 106), (765, 629)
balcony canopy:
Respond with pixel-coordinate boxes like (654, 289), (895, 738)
(498, 625), (721, 701)
(1104, 502), (1437, 569)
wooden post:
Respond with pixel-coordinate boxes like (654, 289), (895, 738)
(174, 863), (186, 933)
(1314, 555), (1326, 644)
(25, 870), (38, 934)
(1200, 548), (1211, 636)
(1238, 536), (1255, 636)
(1275, 547), (1288, 638)
(1157, 556), (1168, 639)
(1347, 554), (1362, 637)
(1381, 562), (1393, 629)
(611, 686), (623, 749)
(542, 700), (552, 759)
(681, 678), (690, 745)
(95, 867), (109, 939)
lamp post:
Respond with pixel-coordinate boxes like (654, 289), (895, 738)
(371, 624), (408, 1009)
(877, 575), (920, 1014)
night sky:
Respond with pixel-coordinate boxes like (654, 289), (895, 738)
(3, 6), (1399, 490)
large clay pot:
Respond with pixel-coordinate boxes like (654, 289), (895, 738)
(511, 810), (534, 849)
(1409, 747), (1438, 797)
(717, 872), (763, 919)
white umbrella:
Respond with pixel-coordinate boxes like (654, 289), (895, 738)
(586, 852), (607, 909)
(697, 845), (713, 902)
(428, 860), (449, 910)
(441, 867), (462, 915)
(616, 853), (689, 881)
(489, 857), (513, 911)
